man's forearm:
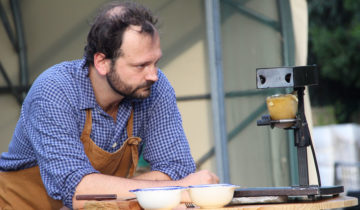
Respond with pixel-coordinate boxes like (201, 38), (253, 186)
(73, 173), (179, 209)
(132, 170), (172, 181)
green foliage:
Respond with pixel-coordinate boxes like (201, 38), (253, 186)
(307, 0), (360, 123)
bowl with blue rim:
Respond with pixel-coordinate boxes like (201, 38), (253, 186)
(130, 186), (187, 210)
(188, 184), (239, 208)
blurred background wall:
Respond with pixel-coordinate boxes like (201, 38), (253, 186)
(0, 0), (310, 188)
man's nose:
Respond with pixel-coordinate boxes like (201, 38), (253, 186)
(146, 66), (158, 82)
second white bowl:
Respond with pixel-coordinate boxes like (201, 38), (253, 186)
(188, 184), (239, 208)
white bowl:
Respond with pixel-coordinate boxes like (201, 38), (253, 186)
(130, 186), (187, 210)
(188, 184), (239, 208)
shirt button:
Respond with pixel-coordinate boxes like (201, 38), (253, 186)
(112, 142), (117, 148)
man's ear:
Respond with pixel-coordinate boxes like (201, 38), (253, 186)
(93, 53), (110, 76)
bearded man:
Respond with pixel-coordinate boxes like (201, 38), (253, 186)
(0, 1), (218, 209)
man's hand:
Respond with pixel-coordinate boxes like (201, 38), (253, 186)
(176, 170), (219, 203)
(179, 170), (219, 186)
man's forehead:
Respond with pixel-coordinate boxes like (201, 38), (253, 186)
(122, 25), (160, 47)
(119, 28), (161, 59)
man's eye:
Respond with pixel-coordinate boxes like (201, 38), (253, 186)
(136, 64), (146, 69)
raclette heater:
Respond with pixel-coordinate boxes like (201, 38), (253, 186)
(234, 65), (343, 200)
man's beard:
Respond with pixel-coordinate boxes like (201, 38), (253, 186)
(106, 65), (154, 99)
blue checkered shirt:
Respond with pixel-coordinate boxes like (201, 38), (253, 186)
(0, 59), (196, 208)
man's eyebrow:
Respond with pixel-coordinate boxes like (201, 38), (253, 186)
(133, 56), (162, 66)
(132, 60), (151, 66)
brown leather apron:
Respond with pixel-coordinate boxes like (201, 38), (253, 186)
(0, 108), (141, 209)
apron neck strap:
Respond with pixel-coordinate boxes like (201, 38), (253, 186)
(126, 104), (134, 137)
(81, 109), (92, 138)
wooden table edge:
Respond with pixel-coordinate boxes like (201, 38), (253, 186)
(189, 195), (358, 210)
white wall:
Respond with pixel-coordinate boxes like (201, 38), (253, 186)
(313, 124), (360, 191)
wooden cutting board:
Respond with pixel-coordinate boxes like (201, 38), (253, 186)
(79, 199), (142, 210)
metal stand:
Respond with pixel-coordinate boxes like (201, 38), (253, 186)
(238, 66), (344, 199)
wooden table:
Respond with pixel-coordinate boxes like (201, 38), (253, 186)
(81, 195), (357, 210)
(184, 196), (358, 210)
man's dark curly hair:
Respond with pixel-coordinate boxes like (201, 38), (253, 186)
(84, 1), (158, 67)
